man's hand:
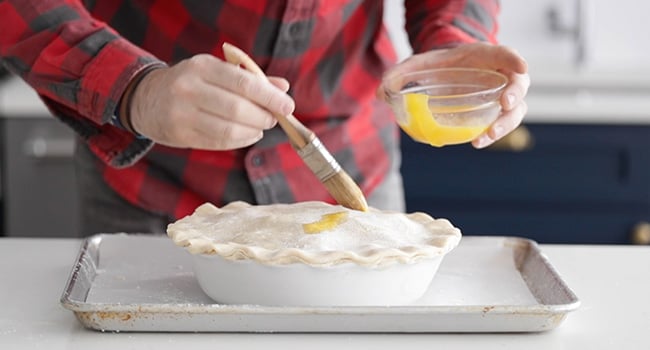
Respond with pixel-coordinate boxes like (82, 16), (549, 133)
(378, 43), (530, 149)
(129, 54), (295, 150)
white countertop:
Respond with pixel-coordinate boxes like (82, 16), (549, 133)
(1, 237), (649, 349)
(524, 66), (650, 124)
(0, 77), (50, 117)
(525, 93), (650, 124)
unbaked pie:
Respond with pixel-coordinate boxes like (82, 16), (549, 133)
(167, 201), (461, 306)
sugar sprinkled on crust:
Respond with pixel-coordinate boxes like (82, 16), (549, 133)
(167, 201), (461, 267)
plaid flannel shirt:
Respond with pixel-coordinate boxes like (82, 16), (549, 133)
(0, 0), (498, 220)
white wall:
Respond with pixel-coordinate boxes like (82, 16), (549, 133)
(499, 0), (650, 72)
(383, 0), (412, 62)
(385, 0), (650, 72)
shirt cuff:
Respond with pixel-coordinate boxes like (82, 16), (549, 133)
(111, 64), (163, 140)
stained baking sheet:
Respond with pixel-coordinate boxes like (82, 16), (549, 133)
(60, 234), (579, 333)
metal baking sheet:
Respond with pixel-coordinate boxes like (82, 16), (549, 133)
(60, 234), (579, 333)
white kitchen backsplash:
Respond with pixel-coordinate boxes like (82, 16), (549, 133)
(384, 0), (650, 72)
(383, 0), (411, 62)
(500, 0), (650, 72)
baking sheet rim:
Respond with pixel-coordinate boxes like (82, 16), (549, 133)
(59, 234), (580, 320)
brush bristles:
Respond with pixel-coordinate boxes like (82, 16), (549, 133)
(322, 170), (368, 212)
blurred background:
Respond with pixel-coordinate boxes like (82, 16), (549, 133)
(0, 0), (648, 244)
(385, 0), (650, 245)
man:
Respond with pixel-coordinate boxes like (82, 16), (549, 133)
(0, 0), (529, 235)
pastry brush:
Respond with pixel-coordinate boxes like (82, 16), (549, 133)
(222, 43), (368, 212)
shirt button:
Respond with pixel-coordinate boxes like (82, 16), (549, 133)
(288, 23), (300, 36)
(251, 155), (264, 167)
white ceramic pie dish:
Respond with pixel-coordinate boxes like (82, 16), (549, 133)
(167, 201), (461, 306)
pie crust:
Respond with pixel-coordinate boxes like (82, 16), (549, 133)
(167, 201), (461, 268)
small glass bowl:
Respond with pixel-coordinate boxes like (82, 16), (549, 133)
(383, 68), (508, 147)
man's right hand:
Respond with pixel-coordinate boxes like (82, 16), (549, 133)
(128, 54), (295, 150)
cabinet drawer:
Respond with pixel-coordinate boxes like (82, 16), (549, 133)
(400, 123), (650, 244)
(407, 199), (646, 244)
(401, 124), (650, 204)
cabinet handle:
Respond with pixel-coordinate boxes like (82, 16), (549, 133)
(631, 222), (650, 245)
(486, 125), (534, 152)
(23, 137), (75, 159)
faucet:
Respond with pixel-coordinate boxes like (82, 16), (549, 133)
(547, 0), (588, 68)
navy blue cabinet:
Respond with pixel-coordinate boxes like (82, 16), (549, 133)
(400, 123), (650, 244)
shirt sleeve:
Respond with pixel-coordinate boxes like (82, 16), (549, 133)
(404, 0), (499, 53)
(0, 0), (166, 167)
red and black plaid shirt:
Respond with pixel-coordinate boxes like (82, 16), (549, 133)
(0, 0), (498, 220)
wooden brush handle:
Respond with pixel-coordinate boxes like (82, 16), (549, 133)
(222, 43), (368, 212)
(222, 43), (311, 149)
